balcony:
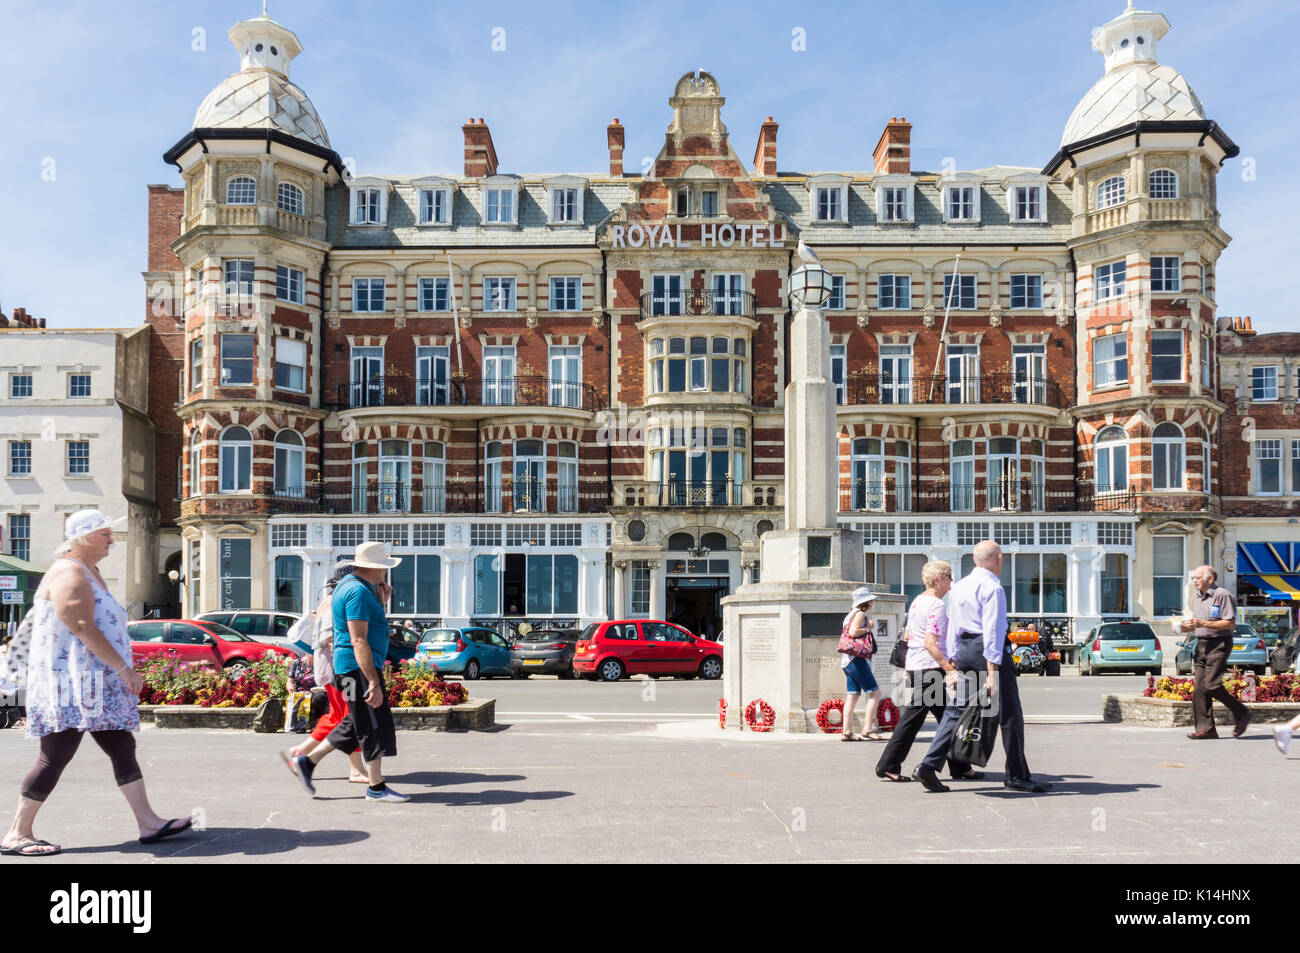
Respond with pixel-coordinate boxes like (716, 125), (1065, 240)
(267, 480), (609, 516)
(638, 289), (756, 321)
(841, 375), (1065, 411)
(333, 376), (600, 414)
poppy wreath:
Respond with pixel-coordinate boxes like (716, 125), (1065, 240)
(815, 698), (845, 733)
(718, 697), (727, 729)
(745, 699), (775, 732)
(876, 698), (900, 731)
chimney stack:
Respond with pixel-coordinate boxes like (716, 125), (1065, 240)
(607, 119), (625, 177)
(462, 118), (499, 178)
(873, 117), (912, 174)
(753, 116), (778, 176)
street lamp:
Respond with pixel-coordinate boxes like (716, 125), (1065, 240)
(788, 259), (834, 311)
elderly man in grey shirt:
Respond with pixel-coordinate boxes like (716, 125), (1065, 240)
(1180, 565), (1250, 739)
(913, 540), (1052, 794)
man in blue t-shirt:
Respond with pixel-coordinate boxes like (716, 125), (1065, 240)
(291, 542), (408, 803)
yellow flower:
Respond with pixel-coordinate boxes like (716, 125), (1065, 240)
(214, 699), (235, 708)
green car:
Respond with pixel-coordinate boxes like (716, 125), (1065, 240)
(1077, 621), (1163, 676)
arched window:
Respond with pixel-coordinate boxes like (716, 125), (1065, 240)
(1095, 426), (1129, 494)
(277, 182), (305, 216)
(950, 439), (975, 512)
(484, 442), (503, 513)
(422, 442), (445, 513)
(219, 426), (252, 492)
(226, 175), (257, 206)
(557, 441), (578, 513)
(1096, 176), (1126, 209)
(513, 439), (545, 512)
(1148, 169), (1179, 200)
(189, 431), (202, 497)
(377, 439), (410, 513)
(987, 437), (1020, 512)
(1152, 422), (1184, 491)
(273, 430), (305, 497)
(667, 532), (695, 551)
(701, 532), (728, 552)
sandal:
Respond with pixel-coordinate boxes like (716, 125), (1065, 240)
(139, 817), (193, 845)
(348, 774), (369, 784)
(864, 731), (886, 741)
(1, 838), (61, 856)
(875, 770), (912, 782)
(840, 732), (863, 741)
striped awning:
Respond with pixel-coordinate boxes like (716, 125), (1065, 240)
(1237, 543), (1300, 601)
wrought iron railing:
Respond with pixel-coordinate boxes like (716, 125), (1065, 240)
(838, 479), (1142, 514)
(841, 374), (1064, 409)
(638, 289), (756, 320)
(335, 376), (599, 412)
(268, 481), (605, 516)
(648, 480), (743, 507)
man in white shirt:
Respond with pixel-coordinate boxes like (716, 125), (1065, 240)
(913, 540), (1051, 793)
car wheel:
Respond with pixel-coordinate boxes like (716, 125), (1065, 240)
(464, 659), (481, 680)
(1045, 659), (1061, 677)
(224, 660), (250, 676)
(598, 658), (625, 682)
(698, 657), (723, 680)
(559, 667), (577, 680)
(511, 671), (529, 679)
(1079, 658), (1089, 676)
(1256, 667), (1267, 677)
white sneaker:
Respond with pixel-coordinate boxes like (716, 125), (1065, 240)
(1274, 726), (1292, 755)
(365, 785), (410, 803)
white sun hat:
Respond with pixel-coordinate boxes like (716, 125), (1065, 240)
(851, 586), (877, 607)
(352, 540), (402, 570)
(56, 509), (127, 553)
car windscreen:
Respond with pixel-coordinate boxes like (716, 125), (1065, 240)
(1098, 623), (1157, 641)
(1234, 625), (1255, 637)
(202, 622), (252, 642)
(419, 629), (460, 645)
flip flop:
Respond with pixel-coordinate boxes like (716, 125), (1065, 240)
(864, 731), (886, 741)
(280, 750), (300, 776)
(348, 775), (369, 784)
(1, 838), (61, 856)
(139, 817), (193, 845)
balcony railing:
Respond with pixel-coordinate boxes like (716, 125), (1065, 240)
(335, 376), (599, 412)
(268, 481), (606, 516)
(638, 289), (756, 320)
(837, 480), (1221, 515)
(841, 375), (1064, 409)
(633, 480), (745, 507)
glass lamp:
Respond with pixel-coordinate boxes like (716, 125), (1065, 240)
(788, 262), (834, 310)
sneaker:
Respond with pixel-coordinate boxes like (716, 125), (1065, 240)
(365, 785), (410, 803)
(291, 754), (316, 796)
(1275, 726), (1292, 755)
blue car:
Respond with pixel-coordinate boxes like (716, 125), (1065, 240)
(1077, 621), (1164, 676)
(413, 627), (512, 680)
(1175, 624), (1269, 676)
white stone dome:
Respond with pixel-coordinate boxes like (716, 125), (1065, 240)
(1061, 61), (1204, 147)
(194, 69), (330, 149)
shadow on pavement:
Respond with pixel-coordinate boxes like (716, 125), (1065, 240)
(975, 776), (1161, 798)
(388, 771), (526, 786)
(408, 788), (573, 806)
(62, 827), (369, 857)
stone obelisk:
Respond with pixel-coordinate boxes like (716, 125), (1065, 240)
(721, 247), (903, 732)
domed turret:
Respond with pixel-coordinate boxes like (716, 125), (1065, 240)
(1061, 3), (1205, 147)
(193, 4), (330, 149)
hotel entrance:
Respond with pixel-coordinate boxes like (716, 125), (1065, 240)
(666, 571), (729, 640)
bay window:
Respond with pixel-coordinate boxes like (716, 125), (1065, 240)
(1152, 422), (1184, 490)
(1093, 333), (1127, 388)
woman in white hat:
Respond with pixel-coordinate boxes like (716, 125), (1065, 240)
(840, 586), (884, 741)
(0, 510), (192, 856)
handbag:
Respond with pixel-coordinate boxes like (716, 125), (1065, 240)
(837, 612), (875, 659)
(950, 696), (1000, 767)
(890, 629), (909, 668)
(0, 611), (35, 695)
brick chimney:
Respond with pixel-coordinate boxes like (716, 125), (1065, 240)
(753, 116), (778, 176)
(873, 117), (912, 174)
(607, 118), (625, 177)
(462, 118), (499, 178)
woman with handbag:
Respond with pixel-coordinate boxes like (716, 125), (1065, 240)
(839, 587), (883, 741)
(874, 560), (978, 782)
(0, 510), (192, 856)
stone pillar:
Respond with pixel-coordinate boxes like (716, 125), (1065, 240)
(648, 562), (663, 620)
(612, 560), (627, 618)
(784, 303), (838, 531)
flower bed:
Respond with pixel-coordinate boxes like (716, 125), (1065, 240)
(1143, 672), (1299, 703)
(137, 650), (290, 708)
(388, 662), (468, 708)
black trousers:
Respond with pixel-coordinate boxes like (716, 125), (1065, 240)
(921, 642), (1032, 781)
(22, 729), (142, 801)
(1193, 636), (1247, 734)
(876, 669), (971, 776)
(325, 669), (396, 762)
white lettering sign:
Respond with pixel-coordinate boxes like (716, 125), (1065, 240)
(0, 576), (16, 590)
(612, 224), (781, 249)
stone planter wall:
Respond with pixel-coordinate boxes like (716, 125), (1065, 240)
(1103, 693), (1300, 727)
(141, 697), (495, 731)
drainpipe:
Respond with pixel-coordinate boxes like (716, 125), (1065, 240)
(602, 247), (612, 509)
(318, 250), (329, 510)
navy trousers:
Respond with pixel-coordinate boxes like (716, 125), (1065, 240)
(920, 644), (1031, 781)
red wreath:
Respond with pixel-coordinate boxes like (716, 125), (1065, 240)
(744, 699), (775, 732)
(876, 698), (899, 732)
(815, 698), (845, 733)
(718, 697), (727, 729)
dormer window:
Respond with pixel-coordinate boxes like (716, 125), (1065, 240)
(482, 177), (519, 225)
(551, 188), (580, 223)
(1096, 176), (1126, 210)
(226, 176), (257, 205)
(1004, 173), (1049, 223)
(420, 189), (449, 224)
(875, 177), (914, 223)
(669, 168), (726, 220)
(941, 177), (981, 223)
(809, 175), (849, 223)
(349, 181), (388, 225)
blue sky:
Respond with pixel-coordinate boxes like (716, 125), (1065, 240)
(1, 0), (1295, 330)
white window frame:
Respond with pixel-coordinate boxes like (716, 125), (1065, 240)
(419, 188), (450, 225)
(1009, 274), (1042, 310)
(223, 259), (255, 298)
(877, 274), (910, 310)
(879, 344), (912, 405)
(68, 373), (92, 398)
(482, 177), (519, 225)
(1094, 427), (1129, 494)
(275, 265), (305, 305)
(1095, 260), (1127, 302)
(1151, 329), (1184, 383)
(66, 440), (90, 476)
(1003, 174), (1049, 223)
(8, 440), (31, 477)
(349, 181), (388, 225)
(826, 275), (846, 311)
(1291, 439), (1300, 497)
(416, 346), (450, 406)
(9, 373), (32, 399)
(1151, 423), (1185, 491)
(418, 277), (451, 312)
(1251, 365), (1279, 402)
(942, 273), (977, 310)
(549, 276), (581, 312)
(547, 180), (585, 225)
(352, 277), (386, 313)
(1093, 333), (1128, 389)
(1256, 439), (1282, 496)
(1151, 255), (1181, 293)
(219, 426), (253, 493)
(273, 430), (305, 495)
(549, 346), (582, 408)
(1148, 169), (1179, 200)
(484, 277), (517, 312)
(941, 180), (981, 223)
(814, 186), (844, 222)
(274, 337), (307, 393)
(276, 182), (304, 216)
(830, 343), (846, 405)
(1096, 175), (1126, 209)
(650, 273), (685, 316)
(876, 179), (914, 223)
(225, 175), (256, 205)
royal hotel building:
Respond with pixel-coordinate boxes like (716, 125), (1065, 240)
(135, 4), (1300, 644)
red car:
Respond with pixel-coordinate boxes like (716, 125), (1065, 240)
(128, 619), (294, 673)
(571, 620), (723, 682)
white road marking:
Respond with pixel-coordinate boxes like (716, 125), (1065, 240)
(565, 713), (595, 721)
